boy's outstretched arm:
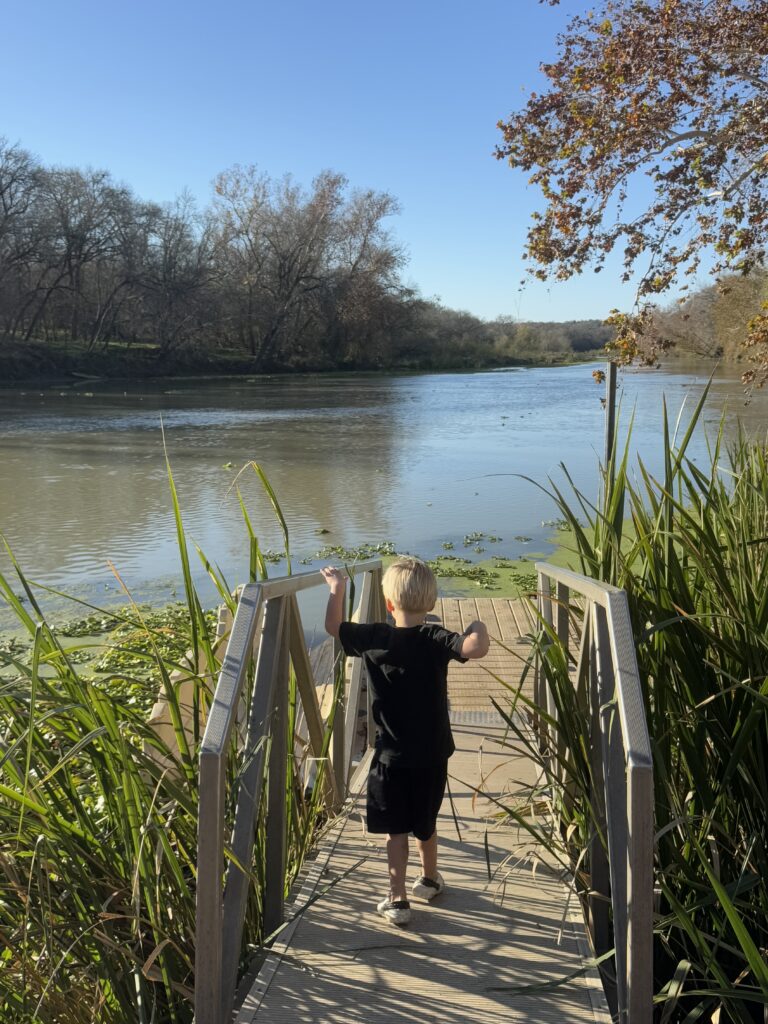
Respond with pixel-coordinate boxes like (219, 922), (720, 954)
(321, 566), (346, 639)
(460, 619), (490, 660)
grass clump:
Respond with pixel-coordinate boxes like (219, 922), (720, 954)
(0, 598), (206, 1023)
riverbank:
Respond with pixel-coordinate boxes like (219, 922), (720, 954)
(0, 337), (268, 386)
(0, 336), (610, 387)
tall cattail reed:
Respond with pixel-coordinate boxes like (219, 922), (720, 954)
(496, 388), (768, 1022)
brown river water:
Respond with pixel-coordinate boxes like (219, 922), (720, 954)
(0, 360), (765, 629)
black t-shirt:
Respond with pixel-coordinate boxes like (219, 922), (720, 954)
(338, 621), (467, 765)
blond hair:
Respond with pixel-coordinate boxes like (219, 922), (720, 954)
(382, 557), (437, 614)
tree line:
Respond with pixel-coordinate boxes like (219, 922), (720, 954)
(649, 268), (768, 365)
(0, 138), (611, 376)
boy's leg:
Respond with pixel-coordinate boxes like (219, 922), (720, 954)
(386, 833), (409, 901)
(412, 760), (446, 884)
(415, 830), (438, 880)
(412, 829), (445, 899)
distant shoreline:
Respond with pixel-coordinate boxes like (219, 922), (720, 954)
(0, 337), (611, 389)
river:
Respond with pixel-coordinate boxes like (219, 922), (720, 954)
(0, 360), (765, 627)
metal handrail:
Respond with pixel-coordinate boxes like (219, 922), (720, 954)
(534, 562), (653, 1024)
(195, 560), (383, 1024)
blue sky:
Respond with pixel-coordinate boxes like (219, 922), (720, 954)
(2, 0), (642, 322)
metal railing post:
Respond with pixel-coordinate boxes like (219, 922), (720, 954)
(195, 584), (264, 1024)
(595, 603), (626, 1018)
(196, 749), (226, 1024)
(537, 573), (554, 752)
(286, 594), (339, 810)
(588, 604), (611, 973)
(220, 596), (286, 1016)
(263, 611), (291, 941)
(343, 570), (374, 785)
(555, 581), (570, 657)
(607, 591), (653, 1024)
(533, 562), (653, 1024)
(331, 636), (345, 810)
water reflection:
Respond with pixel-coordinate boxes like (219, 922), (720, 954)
(0, 363), (765, 619)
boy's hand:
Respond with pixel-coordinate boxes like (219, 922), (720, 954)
(321, 567), (346, 639)
(460, 619), (490, 660)
(321, 566), (346, 594)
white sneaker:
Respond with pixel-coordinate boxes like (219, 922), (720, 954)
(376, 897), (411, 926)
(412, 873), (445, 900)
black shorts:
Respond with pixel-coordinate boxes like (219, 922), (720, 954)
(366, 756), (448, 841)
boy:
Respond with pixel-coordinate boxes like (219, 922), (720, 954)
(321, 557), (489, 926)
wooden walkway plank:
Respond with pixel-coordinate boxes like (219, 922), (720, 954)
(439, 600), (537, 710)
(495, 599), (524, 643)
(236, 719), (609, 1024)
(473, 597), (500, 638)
(458, 597), (478, 631)
(510, 597), (536, 638)
(438, 598), (464, 635)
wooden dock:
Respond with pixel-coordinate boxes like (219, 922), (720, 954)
(233, 598), (609, 1023)
(436, 596), (538, 712)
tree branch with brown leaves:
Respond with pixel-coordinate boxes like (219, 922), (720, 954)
(498, 0), (768, 385)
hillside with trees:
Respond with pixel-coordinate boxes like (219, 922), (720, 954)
(649, 269), (768, 365)
(0, 138), (610, 382)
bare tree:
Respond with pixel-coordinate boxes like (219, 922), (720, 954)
(143, 194), (215, 355)
(0, 139), (39, 284)
(211, 166), (404, 367)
